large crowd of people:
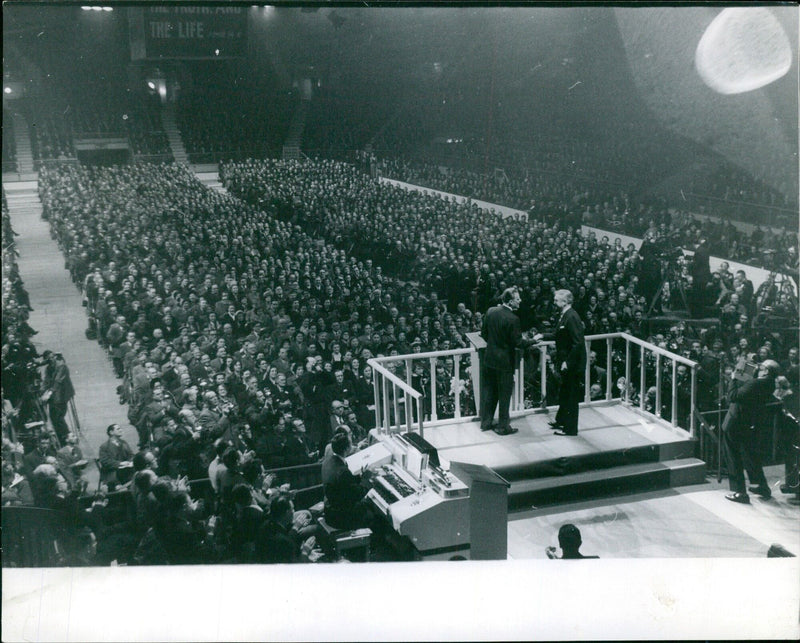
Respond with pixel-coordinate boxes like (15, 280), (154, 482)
(377, 155), (800, 273)
(2, 191), (93, 553)
(2, 152), (797, 566)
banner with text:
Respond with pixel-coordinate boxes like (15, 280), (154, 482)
(129, 6), (246, 60)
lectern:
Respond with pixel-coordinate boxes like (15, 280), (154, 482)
(450, 461), (510, 560)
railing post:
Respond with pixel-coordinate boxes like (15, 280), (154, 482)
(429, 357), (438, 422)
(639, 345), (646, 411)
(516, 353), (525, 411)
(625, 339), (631, 404)
(453, 356), (462, 419)
(405, 358), (415, 422)
(417, 398), (425, 439)
(670, 360), (678, 427)
(690, 365), (697, 438)
(373, 369), (381, 431)
(539, 346), (547, 407)
(392, 383), (400, 432)
(382, 376), (390, 433)
(606, 337), (613, 401)
(655, 353), (662, 418)
(584, 339), (591, 403)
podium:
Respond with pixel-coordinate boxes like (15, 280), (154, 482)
(450, 461), (510, 560)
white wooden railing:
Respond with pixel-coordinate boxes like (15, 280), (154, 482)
(369, 332), (699, 440)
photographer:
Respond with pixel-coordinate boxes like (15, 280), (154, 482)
(722, 359), (780, 504)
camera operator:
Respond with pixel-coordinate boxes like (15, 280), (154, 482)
(2, 341), (45, 431)
(637, 232), (662, 313)
(689, 238), (711, 319)
(721, 359), (780, 504)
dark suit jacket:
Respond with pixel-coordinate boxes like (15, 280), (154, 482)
(554, 308), (586, 373)
(258, 519), (300, 564)
(51, 362), (75, 404)
(481, 304), (525, 372)
(98, 438), (134, 483)
(723, 376), (778, 433)
(321, 453), (367, 527)
(691, 242), (711, 285)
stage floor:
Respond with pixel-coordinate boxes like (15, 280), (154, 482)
(423, 404), (799, 559)
(424, 402), (689, 473)
(507, 465), (800, 559)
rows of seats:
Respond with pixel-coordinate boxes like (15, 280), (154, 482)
(4, 157), (798, 565)
(376, 155), (799, 273)
(222, 157), (798, 422)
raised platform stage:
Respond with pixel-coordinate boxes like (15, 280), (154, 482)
(420, 402), (707, 510)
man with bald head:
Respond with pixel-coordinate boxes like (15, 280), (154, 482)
(722, 359), (780, 503)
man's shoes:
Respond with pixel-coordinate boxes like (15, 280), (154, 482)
(480, 424), (493, 432)
(748, 485), (772, 499)
(780, 484), (798, 495)
(553, 430), (577, 436)
(547, 420), (561, 429)
(494, 426), (518, 436)
(725, 492), (750, 504)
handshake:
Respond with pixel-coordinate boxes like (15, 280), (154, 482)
(523, 329), (545, 345)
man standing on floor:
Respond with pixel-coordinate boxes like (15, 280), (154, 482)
(549, 289), (586, 436)
(721, 359), (779, 504)
(45, 353), (76, 444)
(480, 287), (534, 436)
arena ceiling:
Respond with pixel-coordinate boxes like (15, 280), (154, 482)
(3, 3), (798, 207)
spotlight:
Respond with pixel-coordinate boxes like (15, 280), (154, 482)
(4, 87), (12, 95)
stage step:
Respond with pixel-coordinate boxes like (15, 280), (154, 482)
(495, 438), (697, 483)
(508, 457), (707, 510)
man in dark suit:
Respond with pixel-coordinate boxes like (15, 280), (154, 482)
(98, 424), (134, 490)
(22, 433), (57, 479)
(321, 432), (371, 529)
(549, 289), (586, 436)
(480, 287), (534, 435)
(46, 353), (76, 444)
(689, 238), (711, 318)
(722, 359), (780, 503)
